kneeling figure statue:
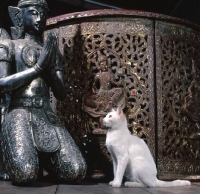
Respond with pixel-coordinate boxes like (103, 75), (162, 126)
(0, 0), (86, 184)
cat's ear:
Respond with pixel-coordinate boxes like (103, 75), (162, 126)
(111, 108), (116, 112)
(117, 106), (124, 117)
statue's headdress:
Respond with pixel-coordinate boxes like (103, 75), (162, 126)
(96, 50), (112, 71)
(98, 55), (107, 63)
(97, 51), (108, 63)
(8, 0), (49, 40)
(17, 0), (49, 11)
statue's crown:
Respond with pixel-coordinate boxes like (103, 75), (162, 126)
(97, 51), (107, 63)
(18, 0), (49, 11)
(98, 55), (107, 63)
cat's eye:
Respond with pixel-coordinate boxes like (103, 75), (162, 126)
(109, 115), (112, 118)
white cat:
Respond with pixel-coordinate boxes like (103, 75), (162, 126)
(103, 107), (191, 188)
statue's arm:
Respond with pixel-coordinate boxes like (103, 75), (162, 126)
(91, 74), (99, 94)
(0, 39), (40, 94)
(0, 68), (40, 94)
(0, 32), (56, 94)
(110, 72), (122, 87)
(47, 48), (66, 101)
(110, 73), (118, 86)
(0, 37), (12, 123)
(48, 69), (66, 101)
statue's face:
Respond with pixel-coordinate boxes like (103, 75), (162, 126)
(100, 60), (108, 71)
(22, 5), (47, 34)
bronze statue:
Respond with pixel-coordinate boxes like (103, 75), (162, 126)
(0, 0), (86, 184)
(82, 54), (126, 118)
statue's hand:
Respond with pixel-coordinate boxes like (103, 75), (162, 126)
(36, 32), (56, 72)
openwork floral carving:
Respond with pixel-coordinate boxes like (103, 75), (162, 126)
(53, 18), (155, 177)
(156, 21), (200, 179)
(46, 11), (200, 180)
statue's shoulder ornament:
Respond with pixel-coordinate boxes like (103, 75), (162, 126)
(0, 28), (15, 62)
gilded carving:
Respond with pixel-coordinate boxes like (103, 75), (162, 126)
(54, 18), (155, 178)
(156, 20), (200, 179)
(82, 52), (126, 119)
(45, 10), (200, 180)
(183, 59), (200, 138)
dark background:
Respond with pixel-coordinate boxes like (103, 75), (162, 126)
(0, 0), (200, 34)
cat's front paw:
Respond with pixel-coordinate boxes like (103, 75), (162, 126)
(110, 181), (121, 187)
(109, 181), (113, 185)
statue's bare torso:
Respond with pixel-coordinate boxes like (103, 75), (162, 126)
(12, 39), (49, 98)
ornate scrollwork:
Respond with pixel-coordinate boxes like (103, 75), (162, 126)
(182, 59), (200, 138)
(45, 10), (200, 180)
(54, 18), (155, 178)
(156, 21), (200, 179)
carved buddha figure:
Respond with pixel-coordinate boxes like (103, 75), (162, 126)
(83, 55), (126, 118)
(0, 0), (86, 184)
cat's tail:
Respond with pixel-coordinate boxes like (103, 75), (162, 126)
(155, 179), (191, 187)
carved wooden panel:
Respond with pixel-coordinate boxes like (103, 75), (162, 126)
(45, 10), (200, 180)
(54, 18), (155, 177)
(156, 21), (200, 180)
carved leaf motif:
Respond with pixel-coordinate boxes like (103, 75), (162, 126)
(8, 6), (23, 28)
(8, 6), (23, 40)
(55, 20), (155, 160)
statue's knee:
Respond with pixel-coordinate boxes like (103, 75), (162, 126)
(73, 162), (87, 180)
(8, 163), (38, 183)
(59, 161), (87, 181)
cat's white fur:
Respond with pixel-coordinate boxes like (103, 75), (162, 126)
(103, 107), (191, 188)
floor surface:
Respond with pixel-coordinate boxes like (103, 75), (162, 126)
(0, 180), (199, 194)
